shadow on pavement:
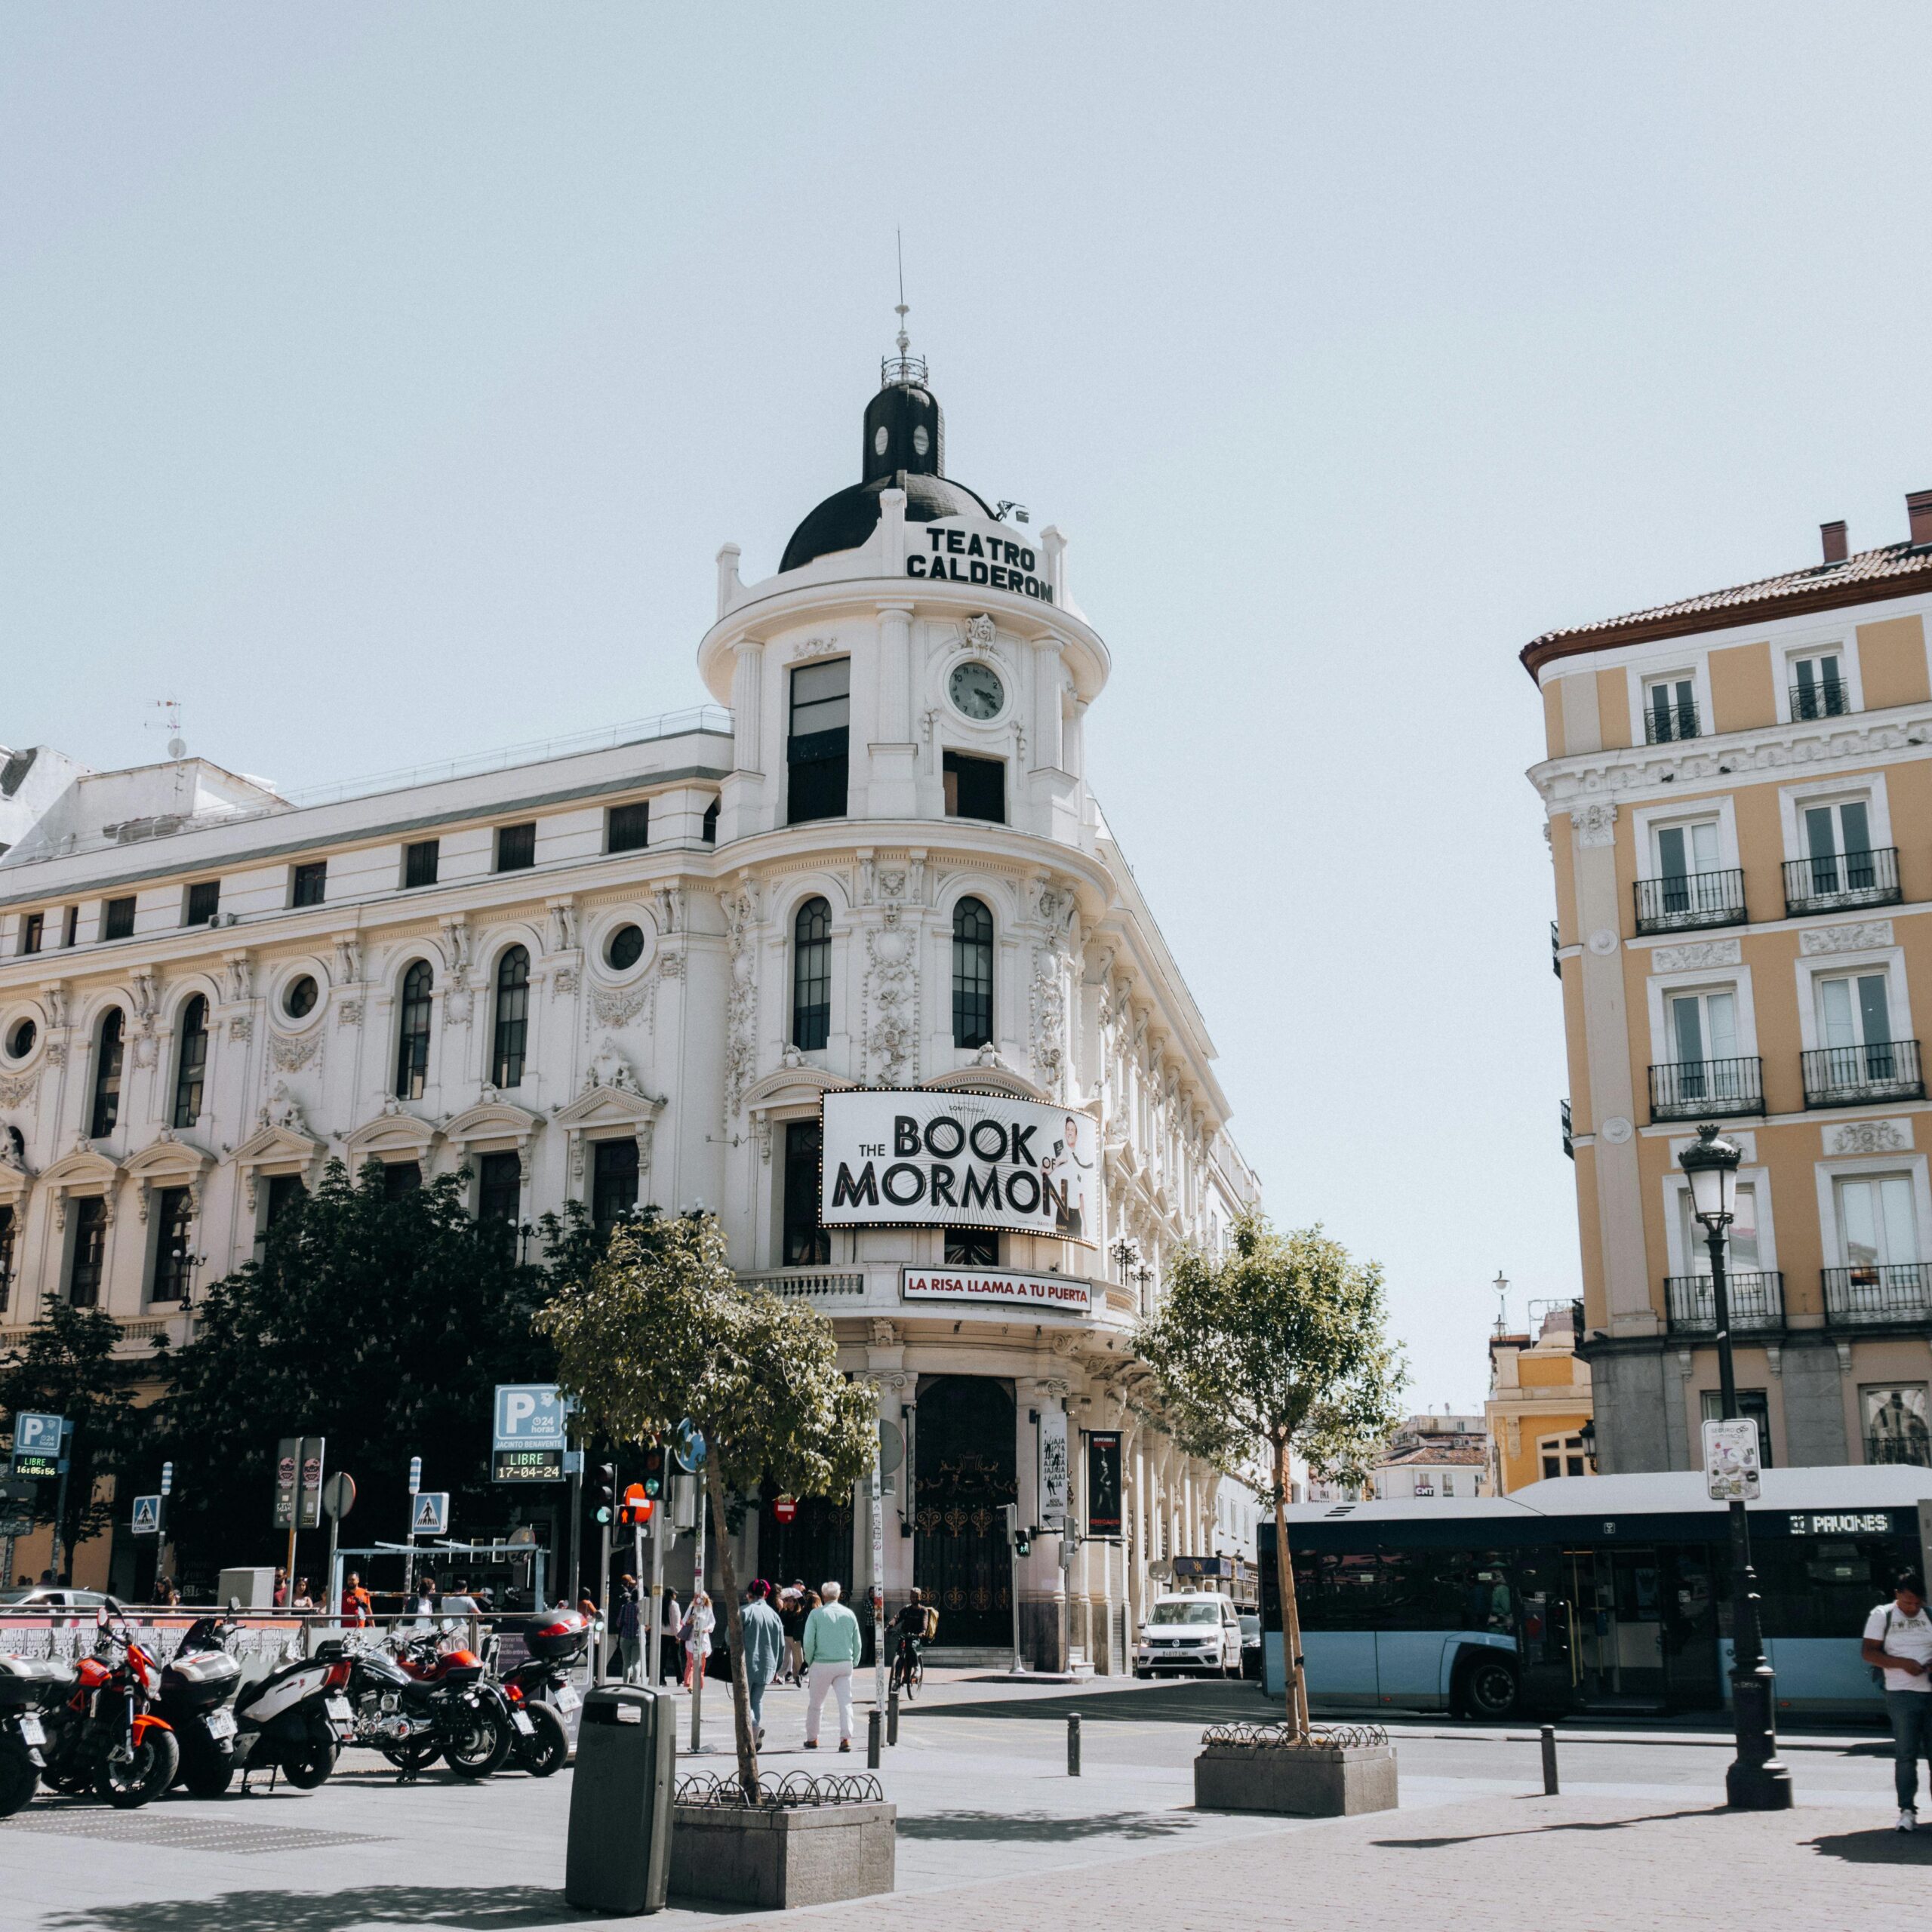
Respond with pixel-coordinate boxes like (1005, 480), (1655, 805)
(1374, 1806), (1719, 1850)
(40, 1885), (595, 1932)
(897, 1808), (1198, 1842)
(915, 1681), (1260, 1724)
(1807, 1827), (1932, 1864)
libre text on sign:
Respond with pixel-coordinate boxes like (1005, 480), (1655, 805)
(901, 1266), (1091, 1312)
(820, 1091), (1097, 1244)
(492, 1383), (568, 1484)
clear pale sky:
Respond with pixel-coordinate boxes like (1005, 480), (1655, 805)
(8, 6), (1932, 1410)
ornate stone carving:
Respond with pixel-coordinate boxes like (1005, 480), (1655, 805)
(259, 1081), (310, 1134)
(130, 968), (159, 1023)
(657, 950), (685, 980)
(1573, 801), (1618, 848)
(1586, 928), (1619, 956)
(1600, 1117), (1634, 1145)
(0, 1070), (37, 1109)
(1823, 1118), (1913, 1155)
(878, 866), (907, 901)
(1029, 943), (1068, 1101)
(549, 902), (579, 952)
(222, 953), (254, 1004)
(1651, 939), (1742, 972)
(861, 903), (918, 1087)
(965, 614), (995, 649)
(228, 1014), (253, 1043)
(584, 1036), (643, 1094)
(724, 889), (758, 1115)
(439, 916), (472, 980)
(268, 1030), (323, 1073)
(551, 964), (580, 999)
(869, 1318), (900, 1348)
(443, 986), (475, 1027)
(131, 1032), (158, 1071)
(655, 886), (682, 936)
(793, 635), (841, 659)
(334, 935), (362, 983)
(45, 1041), (65, 1067)
(1799, 921), (1895, 955)
(590, 983), (652, 1030)
(44, 985), (68, 1029)
(335, 998), (363, 1029)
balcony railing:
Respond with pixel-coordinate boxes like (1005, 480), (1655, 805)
(1866, 1433), (1932, 1468)
(1801, 1038), (1924, 1108)
(1550, 921), (1561, 978)
(737, 1269), (867, 1300)
(1664, 1271), (1785, 1335)
(1561, 1100), (1574, 1160)
(1783, 846), (1901, 915)
(1790, 680), (1850, 721)
(1644, 697), (1700, 744)
(1648, 1056), (1764, 1121)
(1824, 1263), (1932, 1325)
(1633, 868), (1747, 934)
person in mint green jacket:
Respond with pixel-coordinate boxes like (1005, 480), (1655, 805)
(802, 1579), (863, 1749)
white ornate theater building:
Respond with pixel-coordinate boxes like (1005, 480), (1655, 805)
(0, 344), (1257, 1663)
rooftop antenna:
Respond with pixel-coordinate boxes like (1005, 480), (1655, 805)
(149, 697), (186, 762)
(884, 230), (924, 386)
(1492, 1270), (1509, 1337)
(895, 228), (909, 360)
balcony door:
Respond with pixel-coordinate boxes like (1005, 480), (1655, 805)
(1837, 1175), (1918, 1275)
(1817, 971), (1897, 1088)
(1801, 798), (1872, 896)
(1655, 820), (1721, 918)
(1678, 1183), (1760, 1274)
(1668, 989), (1739, 1097)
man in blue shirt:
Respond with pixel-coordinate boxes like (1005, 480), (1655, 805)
(737, 1580), (786, 1750)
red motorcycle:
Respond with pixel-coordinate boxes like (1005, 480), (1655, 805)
(38, 1601), (178, 1807)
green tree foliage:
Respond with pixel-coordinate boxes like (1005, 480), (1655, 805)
(0, 1302), (147, 1572)
(1135, 1209), (1405, 1734)
(154, 1159), (556, 1582)
(538, 1211), (876, 1798)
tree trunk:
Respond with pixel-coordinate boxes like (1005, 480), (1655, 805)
(1272, 1435), (1309, 1737)
(703, 1459), (760, 1803)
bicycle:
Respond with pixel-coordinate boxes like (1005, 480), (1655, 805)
(890, 1635), (924, 1700)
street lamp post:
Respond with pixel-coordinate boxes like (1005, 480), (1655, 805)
(1679, 1122), (1793, 1812)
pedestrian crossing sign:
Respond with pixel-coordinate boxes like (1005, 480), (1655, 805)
(411, 1491), (449, 1536)
(131, 1494), (162, 1536)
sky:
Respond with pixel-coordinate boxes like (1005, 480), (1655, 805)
(7, 5), (1932, 1410)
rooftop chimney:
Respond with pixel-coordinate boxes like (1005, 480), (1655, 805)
(1910, 491), (1932, 549)
(1820, 520), (1848, 565)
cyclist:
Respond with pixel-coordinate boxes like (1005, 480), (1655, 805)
(892, 1588), (936, 1691)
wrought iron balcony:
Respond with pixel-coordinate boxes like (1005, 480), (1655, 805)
(1789, 679), (1850, 721)
(1643, 698), (1700, 744)
(1824, 1263), (1932, 1325)
(1633, 868), (1746, 934)
(1801, 1038), (1924, 1108)
(1783, 846), (1901, 916)
(1866, 1432), (1932, 1468)
(1664, 1271), (1785, 1335)
(1648, 1056), (1764, 1121)
(1561, 1100), (1574, 1160)
(1550, 921), (1561, 978)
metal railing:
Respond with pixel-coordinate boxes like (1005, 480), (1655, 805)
(1823, 1263), (1932, 1325)
(1789, 680), (1850, 721)
(739, 1269), (867, 1299)
(1801, 1038), (1924, 1108)
(1783, 847), (1901, 915)
(1634, 867), (1747, 934)
(1561, 1100), (1574, 1159)
(1865, 1433), (1932, 1468)
(1663, 1271), (1784, 1334)
(1648, 1056), (1764, 1121)
(1643, 698), (1700, 744)
(1550, 921), (1562, 978)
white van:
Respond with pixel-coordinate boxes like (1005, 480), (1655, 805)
(1133, 1591), (1244, 1678)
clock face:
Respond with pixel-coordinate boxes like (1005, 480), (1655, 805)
(949, 660), (1004, 721)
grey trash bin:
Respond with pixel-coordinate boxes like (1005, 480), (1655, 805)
(565, 1684), (677, 1915)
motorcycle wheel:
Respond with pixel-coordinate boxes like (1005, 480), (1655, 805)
(95, 1726), (180, 1810)
(515, 1703), (569, 1778)
(445, 1703), (513, 1780)
(281, 1734), (337, 1789)
(380, 1737), (442, 1773)
(180, 1735), (235, 1799)
(0, 1740), (39, 1818)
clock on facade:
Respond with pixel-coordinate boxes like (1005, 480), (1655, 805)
(949, 660), (1004, 720)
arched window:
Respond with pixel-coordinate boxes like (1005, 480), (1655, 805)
(90, 1008), (125, 1138)
(172, 995), (208, 1128)
(394, 960), (434, 1100)
(491, 946), (530, 1090)
(952, 898), (993, 1049)
(792, 898), (831, 1051)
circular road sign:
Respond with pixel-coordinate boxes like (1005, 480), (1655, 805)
(773, 1494), (798, 1524)
(320, 1473), (356, 1521)
(877, 1419), (905, 1476)
(672, 1420), (707, 1473)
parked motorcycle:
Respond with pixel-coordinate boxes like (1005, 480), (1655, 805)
(495, 1609), (586, 1777)
(172, 1614), (355, 1793)
(342, 1626), (518, 1779)
(155, 1617), (244, 1797)
(0, 1654), (71, 1816)
(38, 1601), (178, 1807)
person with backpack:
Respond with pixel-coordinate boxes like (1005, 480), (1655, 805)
(1862, 1568), (1932, 1830)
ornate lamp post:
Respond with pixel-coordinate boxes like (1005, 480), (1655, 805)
(1679, 1122), (1793, 1811)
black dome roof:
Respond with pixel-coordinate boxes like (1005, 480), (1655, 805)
(779, 358), (995, 572)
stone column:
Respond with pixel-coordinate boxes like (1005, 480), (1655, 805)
(871, 601), (918, 817)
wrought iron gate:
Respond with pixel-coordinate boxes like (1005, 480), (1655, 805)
(913, 1376), (1016, 1647)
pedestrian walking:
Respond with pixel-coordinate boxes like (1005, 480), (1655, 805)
(738, 1580), (785, 1749)
(340, 1572), (373, 1627)
(778, 1584), (808, 1684)
(614, 1576), (643, 1683)
(682, 1589), (715, 1689)
(802, 1579), (863, 1752)
(659, 1589), (682, 1684)
(1863, 1568), (1932, 1831)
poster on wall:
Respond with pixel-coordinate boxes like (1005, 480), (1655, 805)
(1086, 1431), (1122, 1537)
(1038, 1407), (1069, 1530)
(820, 1091), (1098, 1244)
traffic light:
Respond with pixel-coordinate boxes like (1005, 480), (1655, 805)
(1003, 1503), (1032, 1558)
(618, 1483), (653, 1528)
(642, 1437), (664, 1500)
(1016, 1528), (1032, 1557)
(594, 1463), (616, 1525)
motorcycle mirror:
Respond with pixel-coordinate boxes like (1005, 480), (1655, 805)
(228, 1596), (242, 1612)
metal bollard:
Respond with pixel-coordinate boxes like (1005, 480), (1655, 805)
(867, 1708), (882, 1769)
(1067, 1711), (1081, 1777)
(1540, 1724), (1558, 1795)
(888, 1685), (900, 1746)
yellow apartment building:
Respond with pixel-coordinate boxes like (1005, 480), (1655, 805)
(1485, 1303), (1593, 1494)
(1526, 491), (1932, 1475)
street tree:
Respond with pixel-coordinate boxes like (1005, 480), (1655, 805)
(0, 1302), (147, 1576)
(537, 1210), (876, 1799)
(1134, 1209), (1404, 1734)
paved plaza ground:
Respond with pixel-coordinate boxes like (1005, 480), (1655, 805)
(5, 1671), (1925, 1930)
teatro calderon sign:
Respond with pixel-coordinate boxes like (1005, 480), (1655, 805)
(819, 1091), (1098, 1244)
(902, 1266), (1093, 1314)
(905, 525), (1054, 604)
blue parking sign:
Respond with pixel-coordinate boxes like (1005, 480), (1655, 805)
(493, 1384), (566, 1452)
(12, 1412), (65, 1479)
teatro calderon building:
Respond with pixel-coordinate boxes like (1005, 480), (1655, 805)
(0, 340), (1258, 1666)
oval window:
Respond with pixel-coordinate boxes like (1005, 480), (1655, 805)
(285, 974), (318, 1019)
(607, 924), (645, 972)
(873, 426), (889, 457)
(6, 1017), (35, 1060)
(912, 424), (930, 457)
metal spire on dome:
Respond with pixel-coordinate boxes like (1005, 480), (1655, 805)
(883, 229), (927, 387)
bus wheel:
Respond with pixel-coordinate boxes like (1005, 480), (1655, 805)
(1458, 1652), (1518, 1721)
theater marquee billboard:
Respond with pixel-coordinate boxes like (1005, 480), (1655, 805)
(820, 1091), (1098, 1245)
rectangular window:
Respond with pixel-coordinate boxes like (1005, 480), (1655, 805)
(943, 751), (1007, 824)
(945, 1228), (1000, 1266)
(184, 880), (220, 926)
(1680, 1182), (1761, 1272)
(103, 896), (136, 940)
(62, 906), (78, 947)
(291, 861), (328, 908)
(592, 1140), (638, 1230)
(1861, 1384), (1932, 1467)
(787, 660), (850, 826)
(783, 1119), (829, 1266)
(495, 822), (537, 872)
(381, 1161), (422, 1200)
(1836, 1174), (1918, 1271)
(0, 1204), (14, 1314)
(1666, 989), (1740, 1096)
(151, 1187), (193, 1303)
(1654, 820), (1720, 880)
(702, 799), (718, 844)
(19, 912), (42, 956)
(1644, 675), (1699, 743)
(1791, 651), (1847, 720)
(69, 1196), (106, 1307)
(265, 1173), (307, 1232)
(403, 839), (440, 889)
(607, 801), (651, 854)
(478, 1149), (522, 1226)
(1817, 971), (1892, 1051)
(1700, 1389), (1773, 1468)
